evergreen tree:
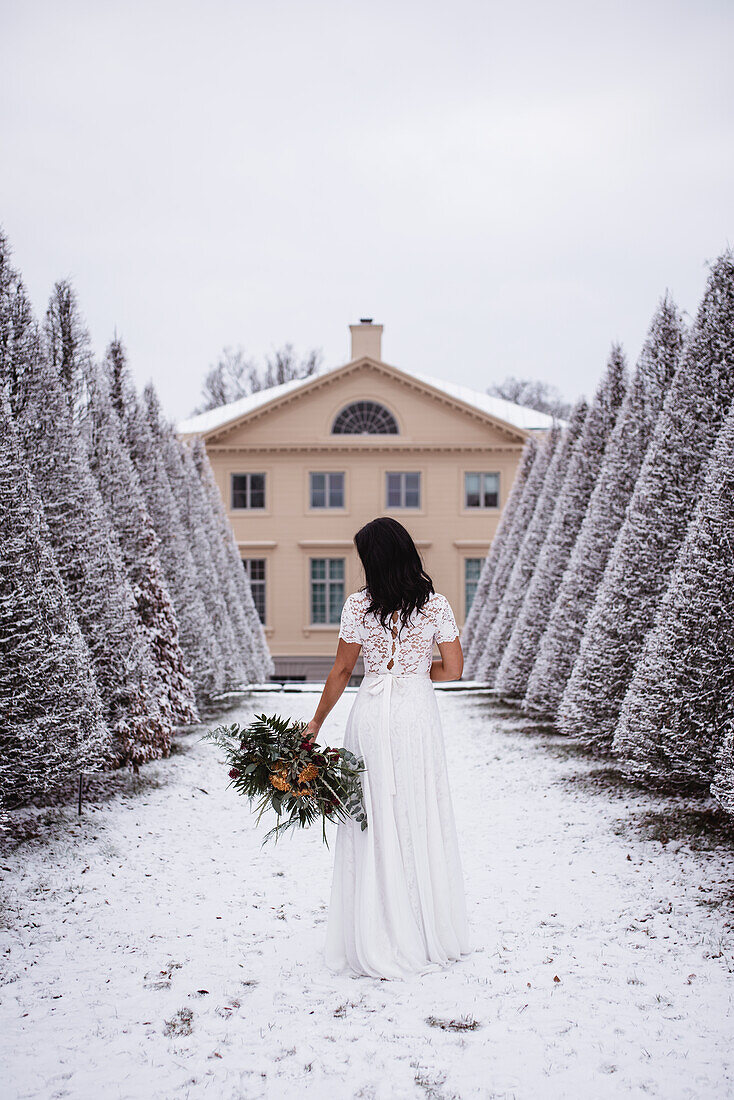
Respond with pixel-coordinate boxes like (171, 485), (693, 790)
(560, 252), (734, 750)
(527, 301), (685, 720)
(83, 364), (199, 726)
(0, 231), (36, 413)
(175, 431), (262, 682)
(44, 279), (94, 426)
(105, 338), (227, 700)
(142, 382), (251, 686)
(11, 307), (168, 769)
(0, 228), (12, 332)
(465, 432), (557, 677)
(0, 389), (110, 809)
(496, 349), (627, 698)
(462, 437), (539, 663)
(189, 436), (274, 682)
(712, 719), (734, 818)
(474, 401), (588, 684)
(613, 400), (734, 787)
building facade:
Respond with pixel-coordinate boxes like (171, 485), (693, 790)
(178, 321), (554, 681)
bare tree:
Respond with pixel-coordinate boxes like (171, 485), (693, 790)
(487, 376), (572, 420)
(193, 342), (322, 414)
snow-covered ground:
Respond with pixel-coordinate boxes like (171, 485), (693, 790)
(1, 687), (733, 1100)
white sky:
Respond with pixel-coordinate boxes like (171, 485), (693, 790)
(2, 0), (733, 420)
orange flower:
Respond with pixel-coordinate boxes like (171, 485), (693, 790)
(270, 762), (291, 792)
(298, 763), (318, 785)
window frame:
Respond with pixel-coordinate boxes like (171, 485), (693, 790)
(242, 557), (267, 625)
(384, 470), (422, 510)
(309, 556), (346, 626)
(331, 399), (399, 435)
(308, 470), (346, 510)
(230, 471), (267, 511)
(464, 557), (483, 619)
(463, 470), (500, 511)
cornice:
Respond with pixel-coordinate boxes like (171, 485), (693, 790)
(206, 442), (525, 454)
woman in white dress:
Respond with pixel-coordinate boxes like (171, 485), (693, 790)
(303, 517), (473, 980)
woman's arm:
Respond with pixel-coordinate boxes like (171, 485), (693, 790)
(430, 637), (463, 682)
(304, 638), (362, 742)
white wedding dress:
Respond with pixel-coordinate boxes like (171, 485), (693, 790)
(324, 589), (473, 980)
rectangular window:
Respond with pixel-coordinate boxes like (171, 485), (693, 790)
(231, 472), (266, 509)
(310, 471), (345, 508)
(464, 558), (483, 618)
(464, 472), (499, 509)
(242, 558), (266, 623)
(310, 557), (345, 624)
(386, 471), (421, 509)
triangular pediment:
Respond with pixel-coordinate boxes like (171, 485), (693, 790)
(194, 357), (530, 448)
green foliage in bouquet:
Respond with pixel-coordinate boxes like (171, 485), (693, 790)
(201, 712), (367, 845)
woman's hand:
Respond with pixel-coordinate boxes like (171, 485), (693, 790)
(302, 719), (321, 747)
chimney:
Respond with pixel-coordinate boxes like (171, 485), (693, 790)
(349, 318), (383, 361)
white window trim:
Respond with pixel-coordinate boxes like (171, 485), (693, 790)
(384, 469), (423, 510)
(230, 470), (268, 512)
(462, 470), (501, 511)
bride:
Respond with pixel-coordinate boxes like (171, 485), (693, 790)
(303, 516), (473, 980)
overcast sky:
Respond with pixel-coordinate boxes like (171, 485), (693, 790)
(2, 0), (733, 422)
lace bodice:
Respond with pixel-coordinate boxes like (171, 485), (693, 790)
(338, 589), (460, 675)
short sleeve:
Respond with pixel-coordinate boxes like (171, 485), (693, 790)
(338, 594), (362, 644)
(434, 594), (459, 644)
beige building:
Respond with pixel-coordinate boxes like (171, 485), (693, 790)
(178, 321), (555, 681)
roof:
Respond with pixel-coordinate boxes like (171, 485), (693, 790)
(176, 357), (559, 437)
(410, 369), (560, 432)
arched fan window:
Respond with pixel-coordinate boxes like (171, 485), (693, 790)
(331, 400), (399, 434)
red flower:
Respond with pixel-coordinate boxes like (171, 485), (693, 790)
(301, 738), (315, 751)
(229, 768), (240, 779)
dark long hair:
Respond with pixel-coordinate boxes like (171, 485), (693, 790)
(353, 517), (435, 639)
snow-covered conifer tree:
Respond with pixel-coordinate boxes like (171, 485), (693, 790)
(466, 432), (558, 678)
(0, 232), (36, 412)
(526, 300), (685, 720)
(0, 389), (110, 808)
(105, 338), (227, 700)
(0, 228), (12, 322)
(176, 433), (264, 682)
(712, 720), (734, 818)
(189, 436), (274, 682)
(12, 306), (169, 769)
(142, 382), (251, 686)
(83, 364), (199, 726)
(474, 400), (588, 684)
(496, 349), (627, 698)
(613, 399), (734, 786)
(461, 438), (539, 662)
(560, 252), (734, 750)
(44, 279), (95, 426)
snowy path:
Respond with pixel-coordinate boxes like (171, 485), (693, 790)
(1, 688), (734, 1100)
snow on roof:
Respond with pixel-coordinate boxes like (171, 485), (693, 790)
(176, 358), (559, 437)
(409, 369), (559, 431)
(177, 365), (337, 436)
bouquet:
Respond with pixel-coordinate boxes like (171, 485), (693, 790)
(202, 712), (367, 845)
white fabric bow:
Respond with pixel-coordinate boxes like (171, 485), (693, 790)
(363, 671), (402, 796)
